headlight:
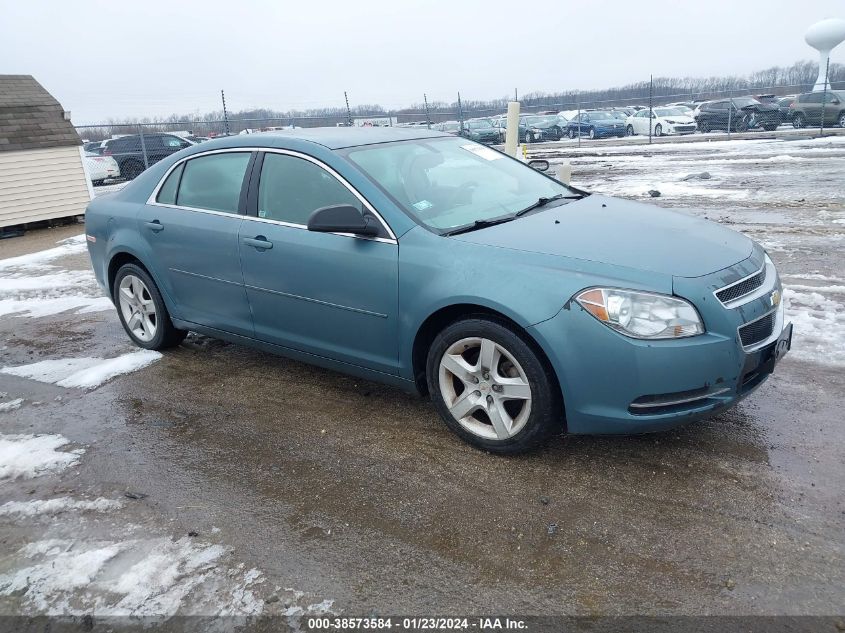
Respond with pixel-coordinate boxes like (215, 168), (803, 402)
(575, 288), (704, 339)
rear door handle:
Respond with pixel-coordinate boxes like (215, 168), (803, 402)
(145, 220), (164, 232)
(243, 236), (273, 250)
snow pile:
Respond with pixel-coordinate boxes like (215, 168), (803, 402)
(1, 350), (162, 389)
(0, 398), (23, 413)
(0, 234), (86, 271)
(0, 294), (112, 318)
(0, 497), (123, 517)
(0, 535), (266, 616)
(0, 434), (83, 480)
(783, 281), (845, 366)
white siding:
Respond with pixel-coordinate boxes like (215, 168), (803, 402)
(0, 146), (92, 228)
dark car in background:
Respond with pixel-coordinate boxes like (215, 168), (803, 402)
(777, 96), (797, 124)
(694, 98), (781, 133)
(566, 111), (626, 139)
(461, 119), (500, 144)
(102, 133), (193, 179)
(520, 115), (564, 142)
(790, 90), (845, 129)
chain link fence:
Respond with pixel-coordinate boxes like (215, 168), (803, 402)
(76, 71), (845, 186)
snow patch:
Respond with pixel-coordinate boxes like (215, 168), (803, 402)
(0, 294), (112, 318)
(784, 284), (845, 366)
(0, 398), (23, 412)
(0, 234), (86, 271)
(0, 497), (123, 517)
(0, 434), (83, 480)
(1, 350), (162, 389)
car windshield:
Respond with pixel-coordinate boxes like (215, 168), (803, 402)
(344, 137), (573, 232)
(654, 107), (687, 116)
(467, 120), (493, 129)
(524, 115), (557, 126)
(610, 111), (627, 119)
(732, 97), (759, 107)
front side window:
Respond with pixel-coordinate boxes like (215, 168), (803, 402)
(257, 153), (361, 225)
(176, 152), (251, 213)
(345, 136), (573, 232)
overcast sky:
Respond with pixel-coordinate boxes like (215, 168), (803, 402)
(2, 0), (844, 124)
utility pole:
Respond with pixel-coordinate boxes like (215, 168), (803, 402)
(514, 88), (518, 102)
(457, 91), (464, 134)
(648, 75), (653, 144)
(344, 91), (353, 127)
(221, 90), (230, 136)
(423, 93), (432, 129)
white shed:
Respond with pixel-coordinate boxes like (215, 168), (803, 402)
(0, 75), (91, 230)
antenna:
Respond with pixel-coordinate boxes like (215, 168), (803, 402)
(805, 18), (845, 91)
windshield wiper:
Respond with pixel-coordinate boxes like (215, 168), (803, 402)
(513, 193), (579, 218)
(443, 216), (515, 237)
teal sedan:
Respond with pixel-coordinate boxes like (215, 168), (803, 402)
(85, 128), (791, 453)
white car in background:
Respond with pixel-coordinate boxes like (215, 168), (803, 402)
(625, 106), (697, 136)
(84, 153), (120, 186)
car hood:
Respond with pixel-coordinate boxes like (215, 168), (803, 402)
(452, 195), (753, 278)
(662, 115), (695, 123)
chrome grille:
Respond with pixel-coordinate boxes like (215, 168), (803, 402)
(716, 268), (766, 305)
(739, 311), (776, 347)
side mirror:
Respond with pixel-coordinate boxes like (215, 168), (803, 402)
(528, 159), (550, 172)
(307, 204), (380, 237)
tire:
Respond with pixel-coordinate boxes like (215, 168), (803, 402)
(653, 124), (662, 137)
(568, 128), (577, 139)
(588, 127), (596, 140)
(792, 113), (805, 129)
(426, 317), (561, 454)
(763, 124), (778, 132)
(734, 116), (749, 133)
(121, 159), (145, 180)
(523, 130), (533, 144)
(626, 124), (634, 136)
(838, 112), (845, 128)
(113, 263), (186, 350)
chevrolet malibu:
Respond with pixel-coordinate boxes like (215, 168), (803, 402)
(85, 128), (792, 454)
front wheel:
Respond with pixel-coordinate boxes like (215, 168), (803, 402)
(653, 124), (662, 137)
(763, 124), (778, 131)
(113, 263), (186, 350)
(568, 128), (577, 139)
(626, 124), (634, 136)
(588, 127), (596, 140)
(792, 114), (805, 129)
(838, 112), (845, 128)
(523, 130), (533, 144)
(426, 318), (561, 454)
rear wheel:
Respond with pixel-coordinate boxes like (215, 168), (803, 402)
(763, 124), (778, 131)
(113, 263), (186, 350)
(626, 124), (634, 136)
(426, 318), (561, 454)
(588, 127), (596, 139)
(838, 112), (845, 128)
(523, 130), (533, 144)
(792, 113), (805, 129)
(568, 128), (577, 139)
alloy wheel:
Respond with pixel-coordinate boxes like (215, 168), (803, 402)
(438, 337), (532, 441)
(118, 274), (157, 342)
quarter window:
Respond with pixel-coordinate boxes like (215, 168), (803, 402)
(156, 162), (184, 204)
(175, 152), (251, 213)
(257, 153), (361, 225)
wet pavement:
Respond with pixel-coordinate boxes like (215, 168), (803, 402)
(1, 136), (844, 620)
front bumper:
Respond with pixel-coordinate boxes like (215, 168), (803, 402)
(527, 252), (791, 434)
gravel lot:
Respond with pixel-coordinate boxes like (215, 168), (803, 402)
(0, 134), (843, 626)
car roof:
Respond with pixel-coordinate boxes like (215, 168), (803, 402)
(200, 126), (451, 150)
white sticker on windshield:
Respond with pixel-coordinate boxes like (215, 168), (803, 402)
(461, 144), (503, 161)
(413, 200), (433, 211)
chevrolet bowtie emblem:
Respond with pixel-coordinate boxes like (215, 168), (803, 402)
(770, 290), (781, 307)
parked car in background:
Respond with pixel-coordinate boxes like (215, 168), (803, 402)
(461, 119), (500, 144)
(435, 121), (461, 135)
(695, 98), (781, 133)
(520, 115), (564, 142)
(626, 107), (697, 136)
(101, 133), (192, 180)
(182, 135), (210, 144)
(86, 128), (791, 454)
(790, 90), (845, 129)
(83, 153), (120, 186)
(565, 111), (626, 139)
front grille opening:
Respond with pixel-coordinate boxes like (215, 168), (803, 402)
(717, 269), (766, 304)
(739, 312), (776, 347)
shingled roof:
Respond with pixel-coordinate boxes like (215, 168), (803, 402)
(0, 75), (81, 153)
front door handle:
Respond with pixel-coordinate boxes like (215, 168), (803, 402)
(145, 220), (164, 232)
(243, 236), (273, 250)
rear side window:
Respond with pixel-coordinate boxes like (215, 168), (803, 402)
(176, 152), (251, 213)
(257, 153), (361, 225)
(156, 163), (184, 204)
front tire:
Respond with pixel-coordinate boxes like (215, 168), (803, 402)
(113, 263), (186, 350)
(626, 124), (634, 136)
(568, 128), (577, 139)
(523, 130), (533, 144)
(838, 112), (845, 128)
(792, 113), (805, 129)
(426, 317), (561, 454)
(588, 127), (596, 140)
(653, 124), (662, 137)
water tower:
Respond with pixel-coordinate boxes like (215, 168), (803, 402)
(805, 18), (845, 91)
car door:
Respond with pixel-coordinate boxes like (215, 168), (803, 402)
(802, 93), (822, 125)
(238, 150), (400, 375)
(137, 150), (255, 337)
(823, 92), (841, 126)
